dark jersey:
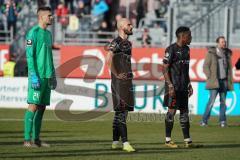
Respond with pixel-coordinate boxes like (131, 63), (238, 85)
(163, 43), (190, 91)
(109, 36), (133, 78)
(108, 36), (134, 111)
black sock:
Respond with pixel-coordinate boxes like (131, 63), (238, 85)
(180, 112), (190, 139)
(113, 112), (120, 141)
(115, 111), (128, 143)
(165, 112), (174, 139)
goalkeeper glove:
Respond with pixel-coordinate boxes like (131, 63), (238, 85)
(49, 76), (57, 90)
(31, 73), (40, 90)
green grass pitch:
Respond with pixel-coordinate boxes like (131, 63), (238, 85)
(0, 108), (240, 160)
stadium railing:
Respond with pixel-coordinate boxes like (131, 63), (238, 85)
(62, 31), (117, 46)
(0, 29), (13, 44)
(170, 0), (240, 48)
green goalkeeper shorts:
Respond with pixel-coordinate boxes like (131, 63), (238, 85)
(27, 78), (51, 106)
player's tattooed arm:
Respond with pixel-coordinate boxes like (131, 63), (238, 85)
(106, 51), (127, 80)
(163, 63), (175, 96)
(163, 47), (175, 96)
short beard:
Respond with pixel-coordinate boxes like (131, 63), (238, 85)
(124, 29), (133, 35)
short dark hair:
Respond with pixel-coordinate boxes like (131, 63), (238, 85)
(175, 26), (190, 38)
(216, 36), (225, 43)
(37, 6), (51, 14)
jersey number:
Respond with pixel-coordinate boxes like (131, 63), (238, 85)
(33, 92), (40, 101)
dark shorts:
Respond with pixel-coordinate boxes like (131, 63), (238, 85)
(111, 77), (134, 112)
(163, 91), (188, 110)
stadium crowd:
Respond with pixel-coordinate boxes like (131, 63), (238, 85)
(0, 0), (170, 35)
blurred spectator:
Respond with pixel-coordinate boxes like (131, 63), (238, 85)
(75, 0), (87, 19)
(4, 0), (21, 38)
(68, 14), (79, 31)
(14, 57), (27, 76)
(92, 0), (109, 16)
(102, 0), (119, 31)
(50, 0), (60, 12)
(0, 0), (4, 7)
(64, 0), (74, 14)
(91, 0), (109, 31)
(75, 1), (91, 31)
(129, 2), (137, 28)
(154, 0), (169, 33)
(99, 20), (108, 32)
(136, 0), (148, 28)
(80, 0), (91, 14)
(56, 2), (69, 30)
(37, 0), (46, 8)
(111, 13), (122, 31)
(3, 53), (16, 77)
(140, 28), (152, 47)
(98, 20), (109, 41)
(0, 19), (5, 42)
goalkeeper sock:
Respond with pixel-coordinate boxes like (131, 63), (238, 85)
(32, 110), (44, 140)
(24, 110), (35, 141)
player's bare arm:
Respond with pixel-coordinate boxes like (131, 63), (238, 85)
(106, 51), (127, 80)
(163, 63), (175, 96)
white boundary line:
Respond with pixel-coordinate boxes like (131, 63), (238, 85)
(0, 118), (57, 121)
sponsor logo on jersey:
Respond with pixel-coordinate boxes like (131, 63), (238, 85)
(26, 40), (32, 46)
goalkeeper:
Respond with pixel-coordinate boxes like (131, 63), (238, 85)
(23, 6), (57, 147)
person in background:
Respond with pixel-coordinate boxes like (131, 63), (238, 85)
(50, 0), (60, 13)
(56, 2), (69, 30)
(136, 0), (147, 28)
(97, 20), (109, 42)
(64, 0), (74, 14)
(4, 0), (21, 38)
(3, 53), (16, 77)
(140, 28), (152, 47)
(75, 0), (87, 19)
(200, 36), (233, 127)
(37, 0), (46, 8)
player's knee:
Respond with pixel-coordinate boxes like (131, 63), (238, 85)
(180, 112), (189, 123)
(28, 104), (37, 112)
(113, 116), (119, 125)
(37, 105), (46, 111)
(117, 113), (127, 124)
(165, 111), (175, 122)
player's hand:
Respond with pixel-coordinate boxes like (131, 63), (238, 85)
(168, 84), (175, 97)
(116, 73), (127, 80)
(49, 76), (57, 90)
(52, 44), (61, 50)
(31, 73), (40, 90)
(188, 84), (193, 97)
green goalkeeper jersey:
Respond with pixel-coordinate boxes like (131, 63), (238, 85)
(26, 25), (55, 78)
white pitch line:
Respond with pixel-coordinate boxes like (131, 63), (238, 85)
(0, 118), (109, 122)
(0, 118), (57, 121)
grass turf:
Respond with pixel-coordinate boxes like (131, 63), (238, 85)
(0, 108), (240, 160)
